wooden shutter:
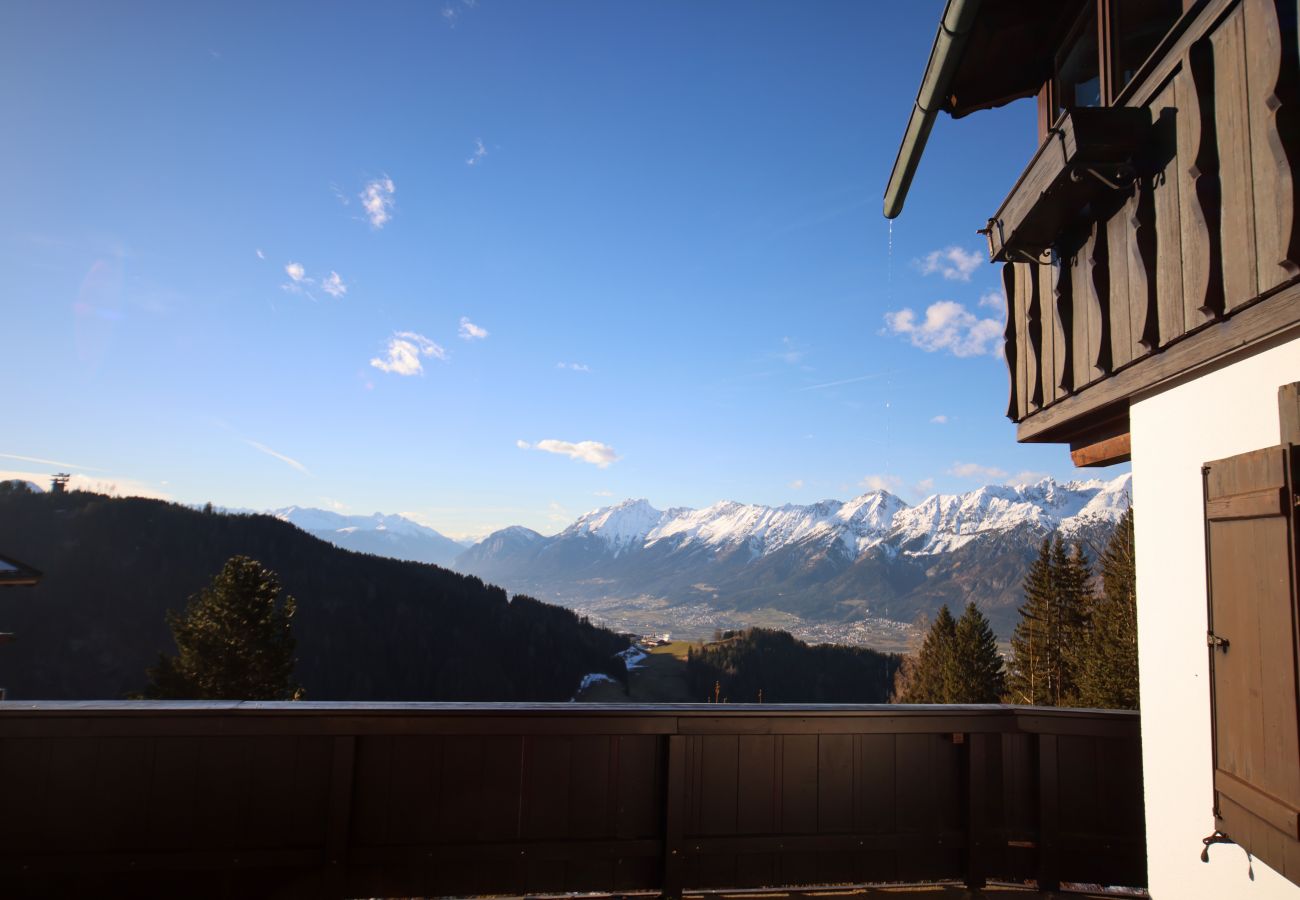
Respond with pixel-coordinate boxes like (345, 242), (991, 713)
(1203, 443), (1300, 882)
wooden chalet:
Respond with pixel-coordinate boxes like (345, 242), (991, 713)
(886, 0), (1300, 896)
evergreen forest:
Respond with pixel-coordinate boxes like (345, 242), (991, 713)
(0, 490), (628, 700)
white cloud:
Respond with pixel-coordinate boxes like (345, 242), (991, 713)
(930, 415), (949, 424)
(244, 440), (311, 476)
(255, 248), (266, 260)
(979, 288), (1005, 311)
(788, 479), (804, 490)
(860, 474), (904, 493)
(1007, 470), (1051, 485)
(883, 300), (1003, 357)
(556, 362), (591, 372)
(594, 490), (614, 497)
(458, 317), (488, 340)
(359, 176), (396, 228)
(321, 271), (347, 298)
(369, 331), (447, 376)
(914, 477), (936, 495)
(467, 138), (487, 166)
(917, 245), (984, 282)
(284, 262), (306, 282)
(948, 461), (1008, 480)
(442, 6), (458, 26)
(523, 439), (621, 468)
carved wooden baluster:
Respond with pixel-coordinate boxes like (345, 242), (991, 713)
(1026, 261), (1043, 411)
(1128, 176), (1160, 353)
(1052, 249), (1073, 397)
(1180, 37), (1225, 323)
(1211, 5), (1258, 311)
(1244, 0), (1300, 291)
(1089, 218), (1111, 377)
(1003, 262), (1020, 421)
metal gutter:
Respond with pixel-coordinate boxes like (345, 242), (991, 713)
(882, 0), (982, 219)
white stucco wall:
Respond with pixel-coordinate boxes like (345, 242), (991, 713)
(1129, 332), (1300, 899)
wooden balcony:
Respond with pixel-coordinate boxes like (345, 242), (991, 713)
(999, 0), (1300, 447)
(0, 702), (1145, 899)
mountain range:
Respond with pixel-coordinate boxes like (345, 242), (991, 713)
(268, 475), (1131, 640)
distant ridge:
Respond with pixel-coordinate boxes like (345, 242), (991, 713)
(453, 474), (1132, 637)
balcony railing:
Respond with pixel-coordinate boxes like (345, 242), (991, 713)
(0, 702), (1144, 899)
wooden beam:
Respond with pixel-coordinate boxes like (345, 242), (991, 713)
(1070, 431), (1132, 467)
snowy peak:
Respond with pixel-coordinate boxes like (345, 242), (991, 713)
(564, 499), (667, 551)
(271, 506), (442, 540)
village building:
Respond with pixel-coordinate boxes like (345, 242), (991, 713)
(886, 0), (1300, 896)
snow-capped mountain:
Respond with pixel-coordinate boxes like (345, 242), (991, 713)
(454, 474), (1132, 637)
(271, 506), (464, 567)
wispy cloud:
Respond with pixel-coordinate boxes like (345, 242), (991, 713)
(788, 478), (805, 490)
(776, 336), (804, 364)
(916, 246), (983, 282)
(466, 138), (487, 166)
(0, 452), (104, 471)
(458, 317), (488, 340)
(441, 6), (459, 26)
(255, 248), (266, 260)
(930, 414), (949, 424)
(556, 362), (591, 372)
(594, 489), (614, 497)
(978, 288), (1005, 311)
(860, 474), (903, 494)
(285, 262), (306, 282)
(244, 440), (311, 476)
(321, 271), (347, 298)
(915, 477), (935, 495)
(795, 370), (894, 392)
(948, 461), (1008, 480)
(370, 332), (447, 376)
(517, 439), (621, 468)
(360, 176), (396, 228)
(883, 301), (1002, 357)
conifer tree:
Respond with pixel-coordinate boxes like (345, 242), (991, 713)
(1077, 509), (1139, 709)
(949, 602), (1006, 703)
(897, 605), (957, 702)
(1053, 538), (1091, 705)
(1007, 537), (1055, 705)
(145, 555), (301, 700)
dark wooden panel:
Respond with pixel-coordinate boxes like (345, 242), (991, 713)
(854, 733), (897, 835)
(479, 735), (524, 840)
(696, 735), (738, 836)
(1051, 253), (1073, 395)
(735, 734), (776, 834)
(1004, 262), (1021, 420)
(0, 738), (48, 852)
(779, 734), (819, 835)
(1104, 201), (1135, 369)
(570, 736), (613, 838)
(817, 733), (854, 833)
(521, 736), (572, 840)
(1025, 260), (1044, 410)
(614, 734), (661, 839)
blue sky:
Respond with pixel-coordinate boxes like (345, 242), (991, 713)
(0, 1), (1126, 539)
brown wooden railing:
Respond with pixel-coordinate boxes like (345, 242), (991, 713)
(0, 702), (1144, 899)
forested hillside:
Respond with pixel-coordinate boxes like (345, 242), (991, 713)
(0, 491), (627, 700)
(685, 628), (902, 703)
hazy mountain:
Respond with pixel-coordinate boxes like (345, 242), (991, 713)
(453, 475), (1132, 637)
(270, 506), (464, 567)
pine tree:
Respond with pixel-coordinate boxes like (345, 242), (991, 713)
(949, 602), (1006, 703)
(897, 605), (957, 702)
(1053, 538), (1091, 706)
(145, 555), (301, 700)
(1077, 509), (1139, 709)
(1007, 537), (1055, 705)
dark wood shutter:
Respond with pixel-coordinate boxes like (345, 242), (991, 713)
(1203, 443), (1300, 881)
